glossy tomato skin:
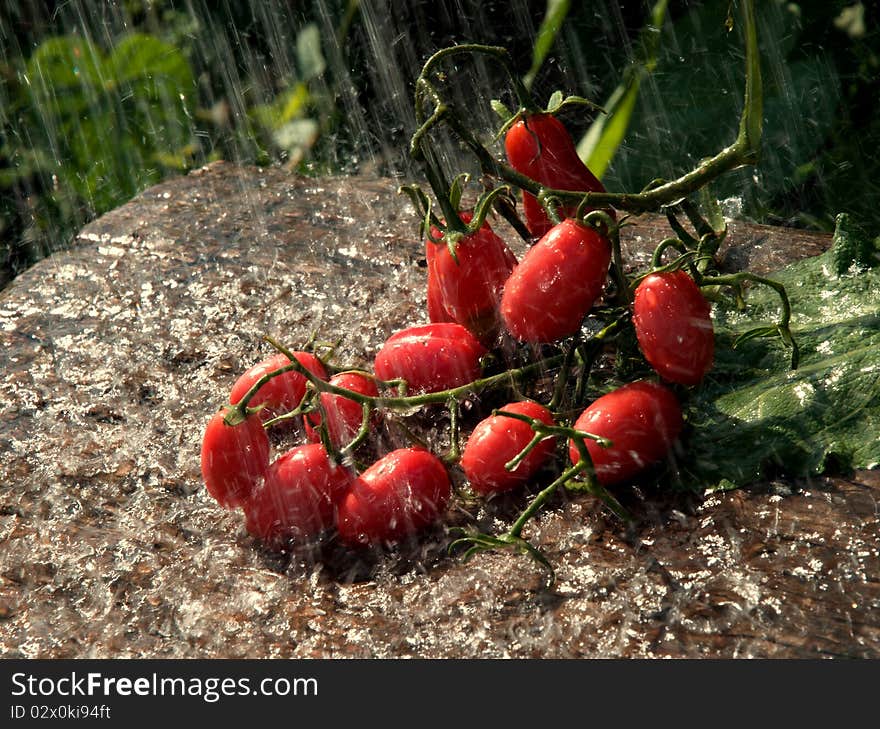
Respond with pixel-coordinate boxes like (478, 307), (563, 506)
(201, 408), (271, 509)
(500, 218), (612, 343)
(505, 113), (607, 238)
(337, 448), (451, 546)
(425, 227), (457, 325)
(633, 270), (715, 386)
(373, 323), (487, 394)
(229, 351), (328, 421)
(304, 372), (380, 449)
(243, 443), (354, 549)
(460, 400), (557, 495)
(428, 215), (517, 338)
(568, 381), (683, 486)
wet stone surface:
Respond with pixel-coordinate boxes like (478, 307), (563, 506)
(1, 161), (877, 658)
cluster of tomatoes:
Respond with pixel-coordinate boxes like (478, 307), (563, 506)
(200, 110), (716, 556)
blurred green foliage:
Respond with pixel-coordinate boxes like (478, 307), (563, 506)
(1, 0), (878, 289)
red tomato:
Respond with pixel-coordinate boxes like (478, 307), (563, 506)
(428, 214), (517, 338)
(337, 448), (451, 545)
(201, 408), (271, 509)
(425, 234), (455, 324)
(505, 113), (607, 238)
(243, 443), (354, 549)
(568, 381), (683, 486)
(373, 323), (487, 394)
(500, 218), (611, 343)
(633, 270), (714, 386)
(460, 400), (557, 495)
(229, 351), (328, 421)
(304, 372), (380, 449)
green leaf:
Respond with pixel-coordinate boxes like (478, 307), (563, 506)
(684, 241), (880, 489)
(108, 33), (193, 95)
(545, 90), (564, 114)
(523, 0), (571, 91)
(831, 212), (878, 275)
(296, 23), (326, 81)
(490, 99), (512, 121)
(576, 0), (669, 179)
(19, 33), (196, 215)
(252, 83), (311, 129)
(24, 36), (105, 115)
(576, 77), (641, 180)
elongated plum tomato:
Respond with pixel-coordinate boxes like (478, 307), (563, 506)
(425, 229), (455, 324)
(633, 270), (714, 386)
(500, 218), (611, 343)
(428, 213), (517, 338)
(337, 448), (451, 545)
(461, 400), (557, 496)
(373, 322), (487, 394)
(568, 381), (683, 486)
(505, 113), (607, 238)
(243, 443), (354, 549)
(201, 408), (271, 508)
(228, 351), (328, 421)
(304, 372), (380, 449)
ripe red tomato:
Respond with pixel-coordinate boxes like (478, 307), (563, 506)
(428, 214), (517, 338)
(568, 381), (683, 486)
(304, 372), (380, 449)
(229, 351), (328, 421)
(505, 113), (607, 238)
(460, 400), (557, 495)
(425, 232), (455, 324)
(500, 218), (611, 343)
(243, 443), (354, 549)
(373, 322), (487, 394)
(201, 408), (271, 509)
(337, 448), (451, 545)
(633, 270), (715, 386)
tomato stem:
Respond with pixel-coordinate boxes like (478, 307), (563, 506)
(263, 334), (566, 411)
(414, 44), (535, 117)
(408, 0), (762, 215)
(701, 272), (800, 369)
(445, 397), (462, 464)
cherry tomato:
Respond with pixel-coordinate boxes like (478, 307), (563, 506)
(427, 260), (455, 324)
(425, 231), (456, 324)
(373, 322), (487, 394)
(505, 113), (607, 238)
(428, 214), (517, 338)
(229, 351), (328, 421)
(201, 408), (271, 509)
(568, 381), (683, 486)
(460, 400), (557, 495)
(337, 448), (451, 545)
(242, 443), (354, 549)
(633, 270), (715, 386)
(500, 218), (612, 343)
(304, 372), (380, 449)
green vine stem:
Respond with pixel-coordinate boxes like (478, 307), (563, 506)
(224, 334), (569, 429)
(338, 402), (374, 459)
(449, 417), (633, 582)
(702, 271), (800, 369)
(445, 397), (462, 463)
(414, 44), (535, 122)
(410, 0), (762, 216)
(650, 237), (689, 268)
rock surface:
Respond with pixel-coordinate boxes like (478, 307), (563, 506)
(1, 161), (877, 658)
